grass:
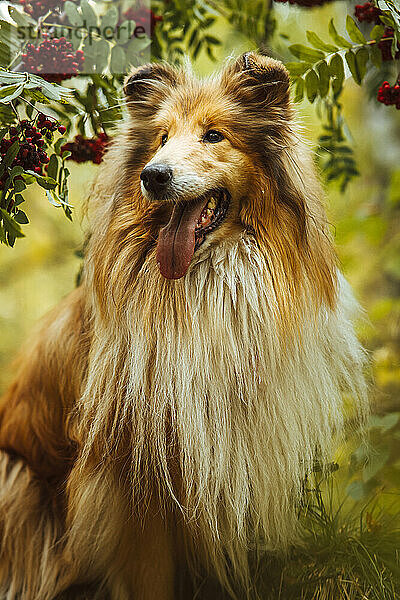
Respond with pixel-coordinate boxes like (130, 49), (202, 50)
(255, 474), (400, 600)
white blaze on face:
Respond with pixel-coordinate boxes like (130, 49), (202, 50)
(141, 134), (223, 203)
(141, 133), (233, 280)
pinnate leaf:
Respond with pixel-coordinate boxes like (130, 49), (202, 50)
(289, 44), (325, 62)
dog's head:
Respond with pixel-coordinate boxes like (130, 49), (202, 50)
(123, 53), (293, 280)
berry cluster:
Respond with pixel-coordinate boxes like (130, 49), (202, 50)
(22, 36), (84, 84)
(61, 133), (109, 165)
(354, 2), (382, 24)
(0, 115), (66, 190)
(378, 28), (400, 61)
(273, 0), (333, 6)
(18, 0), (66, 20)
(120, 5), (162, 36)
(377, 81), (400, 109)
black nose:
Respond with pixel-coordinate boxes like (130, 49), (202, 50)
(140, 164), (173, 194)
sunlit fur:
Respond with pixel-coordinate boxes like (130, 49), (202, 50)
(0, 53), (367, 600)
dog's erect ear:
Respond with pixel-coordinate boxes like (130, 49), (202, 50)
(124, 62), (178, 104)
(222, 52), (290, 110)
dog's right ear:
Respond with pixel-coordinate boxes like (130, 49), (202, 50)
(222, 52), (290, 113)
(123, 63), (178, 111)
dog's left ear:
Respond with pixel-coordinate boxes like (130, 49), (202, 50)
(123, 62), (179, 114)
(222, 52), (290, 110)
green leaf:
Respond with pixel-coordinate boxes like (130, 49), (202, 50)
(329, 54), (344, 95)
(345, 50), (361, 85)
(0, 208), (24, 238)
(101, 6), (119, 31)
(328, 18), (353, 49)
(368, 413), (399, 432)
(336, 145), (353, 154)
(285, 62), (311, 76)
(25, 171), (58, 189)
(13, 209), (28, 224)
(362, 448), (390, 482)
(0, 223), (6, 244)
(0, 71), (25, 85)
(346, 15), (366, 44)
(370, 24), (385, 42)
(7, 231), (16, 247)
(46, 188), (62, 207)
(54, 136), (67, 155)
(9, 166), (23, 179)
(116, 20), (136, 45)
(294, 77), (304, 103)
(23, 88), (50, 104)
(305, 69), (319, 102)
(110, 45), (126, 75)
(355, 47), (369, 82)
(391, 32), (398, 59)
(379, 13), (395, 28)
(64, 1), (83, 27)
(8, 5), (34, 27)
(81, 0), (98, 28)
(28, 75), (74, 102)
(289, 44), (325, 62)
(26, 100), (34, 119)
(126, 35), (151, 60)
(192, 39), (203, 60)
(13, 179), (26, 193)
(94, 39), (110, 73)
(370, 43), (383, 68)
(0, 83), (24, 103)
(204, 35), (222, 46)
(0, 43), (10, 70)
(0, 140), (19, 178)
(21, 173), (35, 185)
(0, 21), (20, 59)
(47, 154), (59, 181)
(46, 185), (72, 211)
(316, 61), (330, 97)
(306, 31), (338, 53)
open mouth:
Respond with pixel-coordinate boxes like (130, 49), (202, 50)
(156, 189), (231, 280)
(194, 189), (230, 251)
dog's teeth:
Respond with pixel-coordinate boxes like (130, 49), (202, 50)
(206, 208), (212, 216)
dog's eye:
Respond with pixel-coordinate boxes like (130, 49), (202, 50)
(161, 133), (168, 146)
(203, 130), (224, 143)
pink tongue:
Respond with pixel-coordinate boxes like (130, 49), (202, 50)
(156, 199), (207, 279)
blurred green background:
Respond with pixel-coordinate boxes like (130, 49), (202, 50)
(0, 0), (399, 507)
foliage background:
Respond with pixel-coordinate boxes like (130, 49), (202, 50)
(0, 0), (399, 597)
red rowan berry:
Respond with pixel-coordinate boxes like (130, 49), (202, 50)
(61, 133), (109, 164)
(19, 0), (67, 20)
(377, 81), (400, 109)
(354, 2), (382, 24)
(119, 5), (162, 36)
(21, 37), (85, 83)
(378, 28), (400, 61)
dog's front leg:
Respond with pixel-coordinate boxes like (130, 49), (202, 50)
(66, 463), (176, 600)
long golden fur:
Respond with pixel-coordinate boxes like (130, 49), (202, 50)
(0, 53), (367, 599)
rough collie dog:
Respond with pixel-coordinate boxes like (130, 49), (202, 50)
(0, 53), (367, 599)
